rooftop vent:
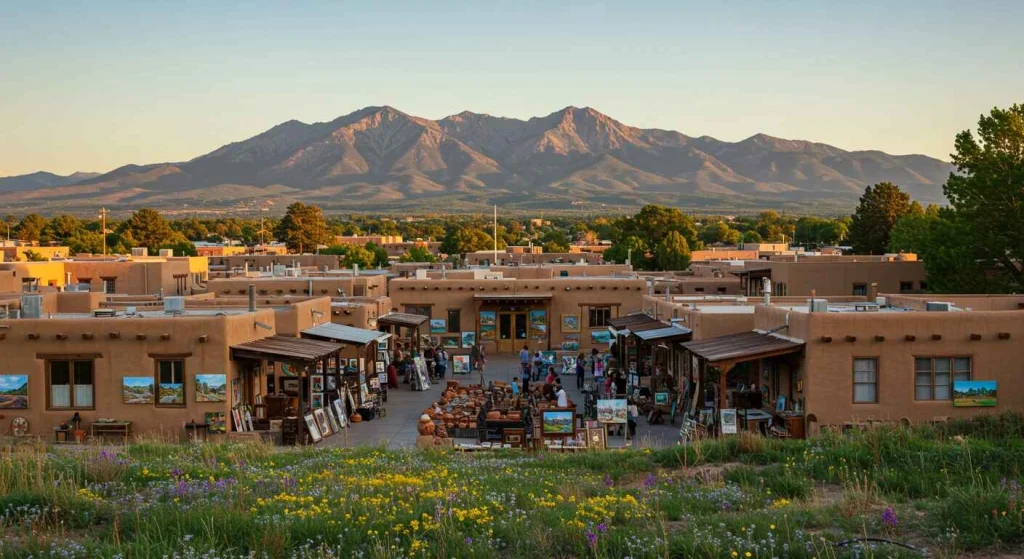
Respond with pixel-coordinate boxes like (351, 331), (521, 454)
(93, 309), (117, 317)
(163, 296), (185, 314)
(925, 301), (953, 312)
(854, 303), (880, 312)
(808, 298), (828, 313)
(21, 295), (43, 319)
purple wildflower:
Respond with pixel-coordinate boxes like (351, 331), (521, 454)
(882, 507), (898, 527)
(586, 530), (597, 548)
(464, 537), (472, 545)
(603, 474), (614, 488)
(643, 472), (657, 488)
(596, 523), (607, 533)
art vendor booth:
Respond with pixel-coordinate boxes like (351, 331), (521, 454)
(607, 313), (691, 423)
(302, 322), (391, 416)
(230, 335), (359, 445)
(378, 312), (427, 355)
(678, 330), (806, 440)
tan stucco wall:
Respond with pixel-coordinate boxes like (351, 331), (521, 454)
(204, 276), (386, 298)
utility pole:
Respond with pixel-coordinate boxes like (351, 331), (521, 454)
(99, 208), (108, 256)
(493, 204), (498, 266)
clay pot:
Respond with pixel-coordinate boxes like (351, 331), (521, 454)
(507, 412), (521, 421)
(458, 421), (467, 429)
(468, 421), (477, 429)
(486, 411), (501, 420)
(350, 413), (363, 423)
(436, 425), (448, 438)
(417, 415), (436, 436)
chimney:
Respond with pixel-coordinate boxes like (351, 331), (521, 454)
(354, 263), (360, 277)
(665, 284), (671, 302)
(869, 282), (878, 300)
(248, 284), (255, 312)
(762, 276), (772, 305)
(308, 279), (313, 296)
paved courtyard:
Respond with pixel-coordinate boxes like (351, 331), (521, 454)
(325, 354), (681, 449)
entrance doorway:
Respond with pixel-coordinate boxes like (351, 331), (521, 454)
(498, 311), (528, 353)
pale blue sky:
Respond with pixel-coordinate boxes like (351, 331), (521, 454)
(1, 0), (1021, 176)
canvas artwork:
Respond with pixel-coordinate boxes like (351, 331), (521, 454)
(541, 409), (576, 435)
(587, 426), (608, 450)
(561, 333), (580, 351)
(205, 411), (227, 433)
(453, 355), (471, 374)
(953, 380), (997, 407)
(721, 409), (738, 435)
(541, 351), (557, 366)
(562, 355), (577, 374)
(348, 358), (359, 371)
(311, 375), (324, 392)
(304, 413), (322, 443)
(590, 330), (612, 344)
(326, 404), (341, 432)
(122, 376), (154, 404)
(596, 399), (627, 424)
(332, 398), (348, 429)
(311, 392), (324, 409)
(160, 380), (185, 406)
(232, 409), (244, 432)
(282, 378), (300, 395)
(326, 375), (337, 391)
(562, 314), (580, 333)
(314, 409), (332, 437)
(529, 310), (547, 340)
(430, 319), (447, 334)
(195, 374), (227, 402)
(461, 331), (476, 349)
(375, 361), (385, 373)
(654, 392), (670, 405)
(280, 362), (300, 376)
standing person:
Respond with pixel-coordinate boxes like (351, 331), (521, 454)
(478, 344), (487, 372)
(469, 344), (480, 373)
(615, 372), (627, 398)
(521, 372), (530, 396)
(424, 345), (436, 380)
(555, 382), (569, 408)
(511, 377), (520, 397)
(435, 347), (448, 380)
(545, 366), (557, 385)
(575, 352), (586, 389)
(519, 345), (530, 378)
(386, 362), (399, 389)
(604, 372), (615, 399)
(533, 351), (544, 382)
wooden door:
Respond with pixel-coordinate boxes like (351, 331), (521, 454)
(498, 312), (514, 354)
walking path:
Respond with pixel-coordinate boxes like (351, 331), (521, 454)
(324, 354), (680, 449)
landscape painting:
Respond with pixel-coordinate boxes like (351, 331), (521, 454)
(953, 380), (997, 407)
(205, 411), (227, 434)
(590, 330), (612, 345)
(461, 331), (476, 349)
(158, 382), (184, 405)
(596, 399), (627, 424)
(562, 314), (580, 333)
(429, 319), (446, 334)
(194, 374), (227, 403)
(529, 310), (547, 340)
(0, 374), (29, 409)
(453, 355), (471, 374)
(442, 336), (460, 349)
(122, 376), (155, 404)
(541, 410), (576, 435)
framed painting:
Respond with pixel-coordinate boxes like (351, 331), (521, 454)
(122, 376), (154, 404)
(529, 310), (547, 340)
(205, 411), (227, 434)
(461, 331), (476, 349)
(561, 314), (580, 333)
(590, 330), (612, 345)
(282, 377), (300, 396)
(442, 335), (460, 349)
(304, 413), (322, 443)
(596, 399), (627, 424)
(310, 375), (324, 393)
(375, 361), (385, 373)
(541, 409), (576, 436)
(453, 355), (471, 374)
(953, 380), (997, 407)
(654, 392), (670, 405)
(311, 392), (324, 409)
(586, 426), (607, 450)
(195, 374), (227, 403)
(332, 398), (348, 429)
(430, 319), (447, 334)
(561, 334), (580, 351)
(314, 408), (332, 437)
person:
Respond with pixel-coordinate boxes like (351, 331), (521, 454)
(533, 351), (544, 382)
(511, 377), (520, 397)
(386, 362), (399, 389)
(519, 345), (530, 378)
(521, 373), (530, 396)
(469, 344), (480, 372)
(590, 347), (600, 374)
(424, 345), (436, 379)
(435, 347), (448, 380)
(615, 372), (627, 397)
(542, 382), (556, 402)
(575, 352), (586, 389)
(604, 373), (614, 399)
(555, 382), (568, 408)
(477, 344), (487, 372)
(545, 366), (557, 385)
(627, 401), (639, 437)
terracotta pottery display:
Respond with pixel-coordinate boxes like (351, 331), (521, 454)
(417, 414), (436, 436)
(350, 413), (363, 423)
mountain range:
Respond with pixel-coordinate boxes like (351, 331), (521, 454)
(0, 106), (954, 214)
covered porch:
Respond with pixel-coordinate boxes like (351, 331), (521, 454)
(378, 312), (428, 356)
(473, 293), (553, 354)
(680, 330), (806, 438)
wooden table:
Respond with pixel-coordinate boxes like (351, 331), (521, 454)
(91, 421), (132, 444)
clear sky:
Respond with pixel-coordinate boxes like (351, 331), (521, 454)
(1, 0), (1021, 176)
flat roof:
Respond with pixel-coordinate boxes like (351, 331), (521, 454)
(379, 312), (429, 327)
(231, 335), (343, 361)
(302, 323), (390, 345)
(682, 331), (804, 364)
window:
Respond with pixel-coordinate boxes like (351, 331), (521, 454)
(102, 278), (116, 294)
(447, 309), (461, 333)
(404, 305), (431, 318)
(156, 359), (185, 406)
(588, 307), (612, 328)
(694, 287), (705, 293)
(773, 283), (788, 296)
(852, 283), (868, 296)
(353, 284), (366, 297)
(915, 357), (971, 400)
(717, 287), (727, 294)
(47, 360), (94, 409)
(919, 281), (928, 291)
(900, 281), (913, 293)
(853, 358), (878, 403)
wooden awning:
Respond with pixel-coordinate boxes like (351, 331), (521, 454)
(633, 325), (692, 342)
(302, 323), (390, 346)
(378, 312), (429, 328)
(231, 335), (343, 362)
(681, 331), (803, 366)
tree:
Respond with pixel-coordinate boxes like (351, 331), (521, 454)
(441, 227), (498, 255)
(541, 229), (570, 253)
(343, 246), (375, 269)
(699, 221), (737, 245)
(619, 205), (700, 249)
(654, 231), (691, 271)
(274, 202), (329, 254)
(15, 214), (48, 243)
(119, 209), (177, 254)
(603, 236), (649, 268)
(173, 217), (209, 241)
(942, 104), (1024, 291)
(400, 246), (438, 263)
(42, 215), (83, 243)
(888, 205), (940, 254)
(158, 240), (198, 257)
(742, 230), (763, 243)
(67, 232), (105, 255)
(363, 242), (390, 268)
(847, 182), (914, 255)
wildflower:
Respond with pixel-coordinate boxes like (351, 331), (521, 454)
(882, 507), (898, 527)
(643, 472), (657, 488)
(586, 530), (597, 549)
(604, 473), (614, 488)
(770, 524), (776, 530)
(745, 553), (752, 558)
(596, 523), (607, 533)
(464, 537), (472, 545)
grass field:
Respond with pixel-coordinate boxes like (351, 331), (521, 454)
(4, 414), (1024, 558)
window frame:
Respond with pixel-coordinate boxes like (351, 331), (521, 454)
(914, 356), (971, 401)
(102, 278), (116, 294)
(403, 305), (431, 318)
(588, 306), (612, 328)
(852, 357), (879, 404)
(899, 281), (913, 293)
(852, 283), (868, 296)
(447, 309), (461, 333)
(154, 358), (187, 408)
(46, 359), (95, 410)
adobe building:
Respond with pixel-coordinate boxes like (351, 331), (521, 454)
(466, 250), (603, 266)
(0, 257), (209, 295)
(731, 255), (925, 297)
(388, 270), (647, 355)
(204, 275), (387, 299)
(0, 241), (71, 262)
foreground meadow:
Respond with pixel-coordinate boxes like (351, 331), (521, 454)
(4, 415), (1024, 558)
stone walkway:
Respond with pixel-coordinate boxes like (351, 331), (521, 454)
(323, 354), (681, 449)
